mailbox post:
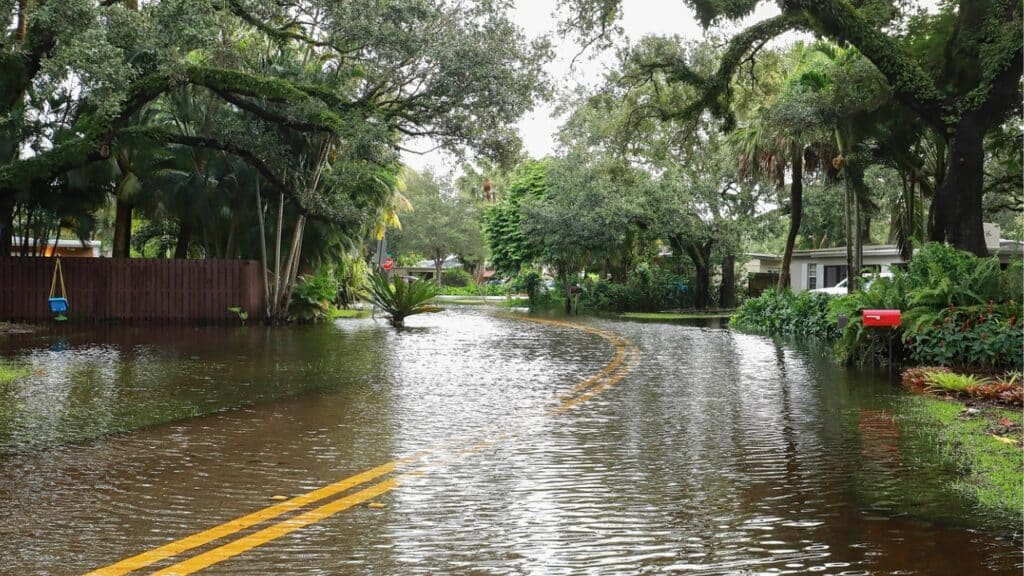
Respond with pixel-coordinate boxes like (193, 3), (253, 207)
(862, 309), (901, 377)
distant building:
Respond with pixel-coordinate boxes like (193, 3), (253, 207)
(392, 255), (463, 281)
(743, 253), (783, 297)
(7, 237), (102, 258)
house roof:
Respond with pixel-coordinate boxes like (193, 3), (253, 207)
(793, 241), (1024, 260)
(792, 245), (902, 258)
(11, 236), (101, 248)
(413, 255), (462, 269)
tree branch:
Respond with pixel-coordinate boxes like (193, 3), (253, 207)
(0, 65), (361, 189)
(782, 0), (947, 130)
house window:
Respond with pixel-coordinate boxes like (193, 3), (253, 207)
(807, 264), (817, 289)
(824, 265), (848, 288)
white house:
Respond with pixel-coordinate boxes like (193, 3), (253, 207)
(790, 237), (1024, 292)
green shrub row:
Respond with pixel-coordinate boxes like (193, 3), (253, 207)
(580, 263), (696, 312)
(438, 284), (506, 296)
(731, 243), (1024, 370)
(729, 290), (839, 340)
(441, 268), (473, 287)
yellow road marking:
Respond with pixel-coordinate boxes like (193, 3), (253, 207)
(550, 348), (640, 415)
(84, 318), (636, 576)
(150, 477), (402, 576)
(83, 456), (422, 576)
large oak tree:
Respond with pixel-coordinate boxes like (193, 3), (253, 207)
(561, 0), (1022, 256)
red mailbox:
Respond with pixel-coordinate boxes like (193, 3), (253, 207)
(863, 309), (901, 328)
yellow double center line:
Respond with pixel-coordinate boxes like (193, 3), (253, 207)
(86, 318), (638, 576)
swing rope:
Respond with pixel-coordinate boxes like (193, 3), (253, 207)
(49, 258), (67, 300)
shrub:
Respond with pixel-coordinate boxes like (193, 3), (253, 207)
(441, 268), (473, 287)
(730, 290), (838, 340)
(903, 307), (1023, 370)
(580, 264), (692, 312)
(510, 270), (549, 309)
(439, 284), (505, 296)
(581, 279), (633, 312)
(827, 243), (1023, 370)
(290, 267), (340, 323)
(337, 255), (369, 308)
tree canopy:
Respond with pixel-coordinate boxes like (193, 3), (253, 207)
(560, 0), (1022, 255)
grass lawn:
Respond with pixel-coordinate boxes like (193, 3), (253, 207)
(620, 312), (732, 321)
(0, 362), (31, 385)
(440, 298), (529, 306)
(909, 397), (1023, 517)
(328, 308), (372, 319)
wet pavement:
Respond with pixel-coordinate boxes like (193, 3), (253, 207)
(0, 307), (1020, 574)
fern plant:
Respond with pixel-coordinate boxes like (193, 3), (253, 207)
(925, 371), (990, 393)
(365, 272), (440, 328)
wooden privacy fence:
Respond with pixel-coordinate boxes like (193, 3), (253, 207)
(0, 257), (265, 323)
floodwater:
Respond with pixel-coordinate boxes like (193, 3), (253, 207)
(0, 307), (1019, 575)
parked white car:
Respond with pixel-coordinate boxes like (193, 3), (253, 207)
(810, 272), (893, 296)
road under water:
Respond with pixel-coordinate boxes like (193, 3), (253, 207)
(0, 307), (1019, 575)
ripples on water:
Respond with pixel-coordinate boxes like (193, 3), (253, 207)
(0, 308), (1020, 574)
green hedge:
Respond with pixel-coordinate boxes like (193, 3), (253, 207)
(731, 243), (1024, 370)
(730, 290), (839, 340)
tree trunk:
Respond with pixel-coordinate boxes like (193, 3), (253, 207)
(112, 197), (133, 258)
(173, 221), (191, 259)
(256, 179), (270, 320)
(16, 0), (28, 43)
(276, 214), (306, 318)
(685, 243), (712, 309)
(0, 199), (12, 256)
(930, 113), (988, 256)
(224, 212), (238, 259)
(271, 192), (284, 311)
(854, 186), (863, 288)
(778, 142), (803, 291)
(559, 268), (571, 314)
(719, 254), (736, 309)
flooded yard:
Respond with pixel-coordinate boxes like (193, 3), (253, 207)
(0, 307), (1019, 574)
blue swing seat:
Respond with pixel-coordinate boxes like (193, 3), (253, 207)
(49, 297), (69, 314)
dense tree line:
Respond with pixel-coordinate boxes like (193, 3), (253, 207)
(5, 1), (1018, 317)
(0, 0), (548, 319)
(475, 0), (1020, 309)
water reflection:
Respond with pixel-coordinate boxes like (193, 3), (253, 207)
(0, 308), (1019, 575)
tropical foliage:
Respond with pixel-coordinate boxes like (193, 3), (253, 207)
(365, 272), (440, 328)
(1, 0), (549, 322)
(734, 244), (1023, 371)
(730, 290), (839, 341)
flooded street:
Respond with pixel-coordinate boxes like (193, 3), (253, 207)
(0, 307), (1020, 575)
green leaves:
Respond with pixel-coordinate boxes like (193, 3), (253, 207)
(731, 289), (839, 340)
(364, 271), (440, 328)
(484, 160), (550, 276)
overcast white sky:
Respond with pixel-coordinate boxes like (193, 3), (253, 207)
(401, 0), (782, 176)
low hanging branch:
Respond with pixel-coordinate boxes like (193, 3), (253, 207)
(0, 65), (365, 191)
(623, 13), (806, 129)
